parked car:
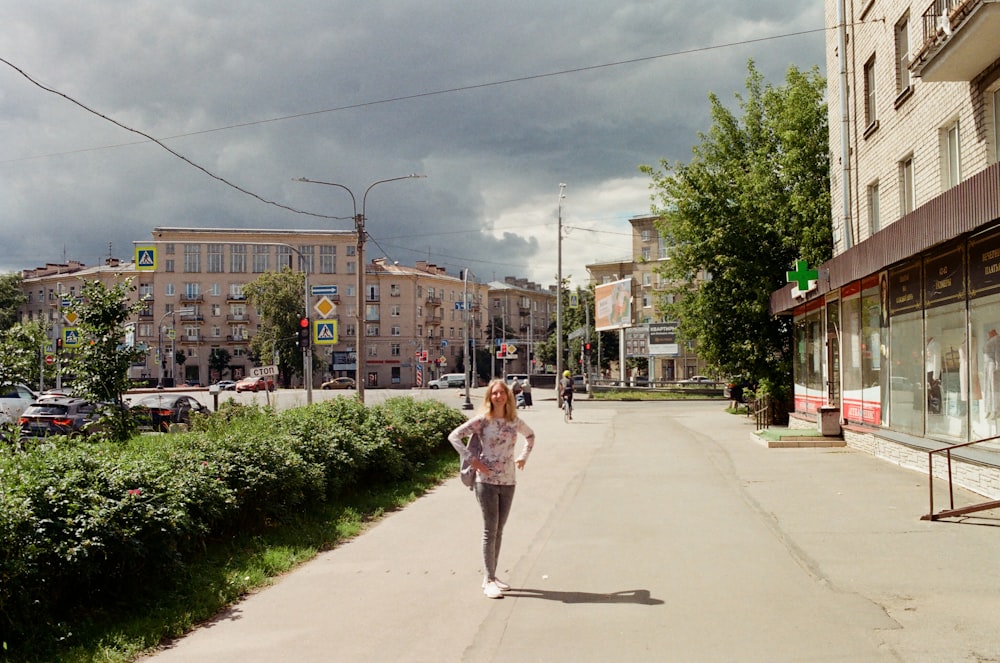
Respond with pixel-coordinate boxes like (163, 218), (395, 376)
(130, 393), (210, 432)
(681, 375), (714, 384)
(573, 375), (587, 393)
(0, 383), (38, 425)
(321, 377), (356, 390)
(212, 380), (237, 391)
(235, 376), (275, 393)
(19, 397), (98, 438)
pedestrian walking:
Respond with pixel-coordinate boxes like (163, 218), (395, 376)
(448, 379), (535, 599)
(520, 378), (533, 407)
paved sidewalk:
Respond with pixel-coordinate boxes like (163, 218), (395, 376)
(145, 400), (1000, 662)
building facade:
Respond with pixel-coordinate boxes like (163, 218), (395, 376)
(485, 278), (557, 377)
(771, 0), (1000, 497)
(19, 227), (509, 389)
(587, 214), (711, 381)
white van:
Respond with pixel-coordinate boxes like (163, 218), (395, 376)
(428, 373), (467, 389)
(0, 383), (38, 424)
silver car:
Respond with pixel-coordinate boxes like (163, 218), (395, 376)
(0, 383), (38, 425)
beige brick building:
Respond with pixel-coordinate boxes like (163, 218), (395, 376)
(769, 0), (1000, 497)
(484, 278), (557, 377)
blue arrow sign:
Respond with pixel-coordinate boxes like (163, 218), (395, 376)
(454, 301), (465, 310)
(311, 285), (339, 296)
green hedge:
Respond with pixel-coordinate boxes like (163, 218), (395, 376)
(0, 397), (466, 651)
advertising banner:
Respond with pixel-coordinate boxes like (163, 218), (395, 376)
(594, 278), (633, 331)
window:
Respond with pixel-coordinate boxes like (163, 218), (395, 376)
(346, 261), (356, 275)
(641, 247), (651, 261)
(391, 343), (401, 357)
(391, 325), (401, 336)
(899, 156), (915, 214)
(391, 305), (400, 317)
(184, 283), (200, 298)
(320, 245), (336, 274)
(895, 14), (910, 95)
(640, 229), (651, 242)
(184, 244), (201, 273)
(230, 245), (247, 273)
(346, 245), (356, 256)
(298, 245), (314, 273)
(276, 246), (292, 270)
(942, 120), (961, 189)
(864, 55), (877, 128)
(367, 344), (378, 357)
(867, 181), (881, 234)
(390, 283), (401, 297)
(252, 246), (269, 273)
(366, 325), (380, 338)
(207, 244), (224, 273)
(165, 283), (175, 296)
(229, 283), (244, 299)
(366, 304), (379, 321)
(165, 259), (175, 273)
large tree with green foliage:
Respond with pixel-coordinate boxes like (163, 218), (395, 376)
(65, 278), (146, 441)
(0, 272), (27, 329)
(0, 321), (48, 388)
(243, 268), (309, 384)
(640, 61), (832, 392)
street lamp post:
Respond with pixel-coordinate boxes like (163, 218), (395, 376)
(556, 183), (567, 393)
(462, 268), (476, 410)
(295, 174), (425, 403)
(157, 307), (193, 388)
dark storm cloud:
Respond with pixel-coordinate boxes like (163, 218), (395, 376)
(0, 0), (825, 285)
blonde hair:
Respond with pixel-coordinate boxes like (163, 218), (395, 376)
(481, 378), (517, 422)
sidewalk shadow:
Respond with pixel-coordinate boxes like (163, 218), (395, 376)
(502, 588), (663, 605)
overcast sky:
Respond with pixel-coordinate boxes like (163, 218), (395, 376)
(0, 1), (825, 291)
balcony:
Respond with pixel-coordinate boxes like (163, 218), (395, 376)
(425, 295), (442, 306)
(226, 314), (250, 323)
(180, 293), (204, 303)
(226, 294), (247, 303)
(179, 314), (204, 323)
(226, 335), (250, 344)
(178, 334), (202, 345)
(911, 0), (1000, 81)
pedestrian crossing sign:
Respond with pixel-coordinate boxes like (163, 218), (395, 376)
(135, 246), (157, 271)
(63, 328), (80, 348)
(314, 320), (338, 345)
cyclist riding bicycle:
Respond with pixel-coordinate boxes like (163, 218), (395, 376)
(559, 370), (574, 421)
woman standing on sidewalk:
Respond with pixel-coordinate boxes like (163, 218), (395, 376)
(449, 379), (535, 599)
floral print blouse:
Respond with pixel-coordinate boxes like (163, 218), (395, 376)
(449, 414), (535, 486)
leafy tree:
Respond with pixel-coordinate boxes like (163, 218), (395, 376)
(209, 347), (232, 380)
(65, 278), (145, 441)
(640, 61), (832, 390)
(244, 268), (308, 385)
(0, 272), (27, 329)
(0, 321), (48, 388)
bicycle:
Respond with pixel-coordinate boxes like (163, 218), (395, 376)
(562, 394), (573, 422)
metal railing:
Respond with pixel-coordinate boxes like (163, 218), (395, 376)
(922, 434), (1000, 520)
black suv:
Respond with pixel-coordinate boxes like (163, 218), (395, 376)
(19, 397), (98, 438)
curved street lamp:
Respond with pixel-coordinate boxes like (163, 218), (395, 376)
(294, 174), (425, 403)
(556, 183), (567, 393)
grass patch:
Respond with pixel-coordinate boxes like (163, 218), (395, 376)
(19, 451), (458, 663)
(754, 427), (824, 441)
(590, 390), (727, 401)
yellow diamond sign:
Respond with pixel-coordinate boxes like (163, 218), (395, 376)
(314, 296), (336, 318)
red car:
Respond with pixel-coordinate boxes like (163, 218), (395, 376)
(235, 376), (275, 393)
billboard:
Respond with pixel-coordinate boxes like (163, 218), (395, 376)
(648, 323), (679, 356)
(594, 278), (633, 331)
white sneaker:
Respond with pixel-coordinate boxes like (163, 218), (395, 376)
(492, 578), (511, 591)
(483, 581), (503, 599)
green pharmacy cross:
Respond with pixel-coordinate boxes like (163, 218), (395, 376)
(787, 259), (818, 291)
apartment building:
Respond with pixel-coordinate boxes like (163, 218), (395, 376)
(770, 0), (1000, 496)
(587, 214), (711, 381)
(485, 277), (557, 377)
(18, 227), (509, 389)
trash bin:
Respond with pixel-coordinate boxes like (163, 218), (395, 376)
(817, 406), (841, 436)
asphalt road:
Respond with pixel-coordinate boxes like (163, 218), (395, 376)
(143, 398), (1000, 662)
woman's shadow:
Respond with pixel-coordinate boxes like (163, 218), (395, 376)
(502, 587), (663, 605)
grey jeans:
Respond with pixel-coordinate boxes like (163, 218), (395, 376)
(475, 482), (516, 580)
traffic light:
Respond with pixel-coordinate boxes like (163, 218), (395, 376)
(584, 342), (592, 356)
(297, 318), (311, 349)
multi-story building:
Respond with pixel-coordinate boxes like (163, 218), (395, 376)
(770, 0), (1000, 496)
(18, 227), (516, 389)
(484, 277), (557, 377)
(587, 214), (711, 381)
